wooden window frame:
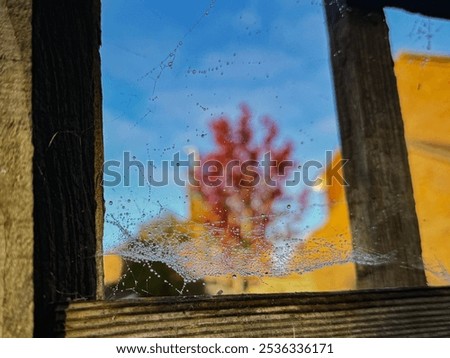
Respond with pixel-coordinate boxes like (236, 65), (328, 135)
(1, 0), (450, 337)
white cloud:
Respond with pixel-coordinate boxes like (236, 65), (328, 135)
(103, 109), (157, 157)
(270, 12), (328, 60)
(314, 116), (338, 135)
(233, 9), (262, 30)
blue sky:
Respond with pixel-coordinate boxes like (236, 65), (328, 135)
(101, 1), (450, 251)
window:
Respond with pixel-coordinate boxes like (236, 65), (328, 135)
(3, 0), (449, 338)
(100, 1), (450, 298)
(101, 0), (352, 297)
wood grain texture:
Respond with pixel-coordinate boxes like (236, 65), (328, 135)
(58, 287), (450, 337)
(92, 0), (105, 301)
(32, 0), (102, 337)
(0, 0), (34, 337)
(324, 2), (426, 289)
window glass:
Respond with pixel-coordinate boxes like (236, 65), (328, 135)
(101, 2), (450, 298)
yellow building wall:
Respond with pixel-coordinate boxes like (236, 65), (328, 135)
(396, 53), (450, 285)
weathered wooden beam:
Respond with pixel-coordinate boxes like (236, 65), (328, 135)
(32, 0), (103, 336)
(324, 1), (426, 288)
(57, 287), (450, 337)
(347, 0), (450, 20)
(0, 0), (34, 338)
(93, 0), (105, 301)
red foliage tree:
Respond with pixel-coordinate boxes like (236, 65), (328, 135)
(193, 104), (306, 251)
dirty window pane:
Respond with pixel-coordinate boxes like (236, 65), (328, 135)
(386, 9), (450, 286)
(101, 2), (450, 298)
(101, 0), (353, 297)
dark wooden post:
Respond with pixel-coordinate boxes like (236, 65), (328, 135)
(32, 0), (103, 336)
(323, 1), (427, 289)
